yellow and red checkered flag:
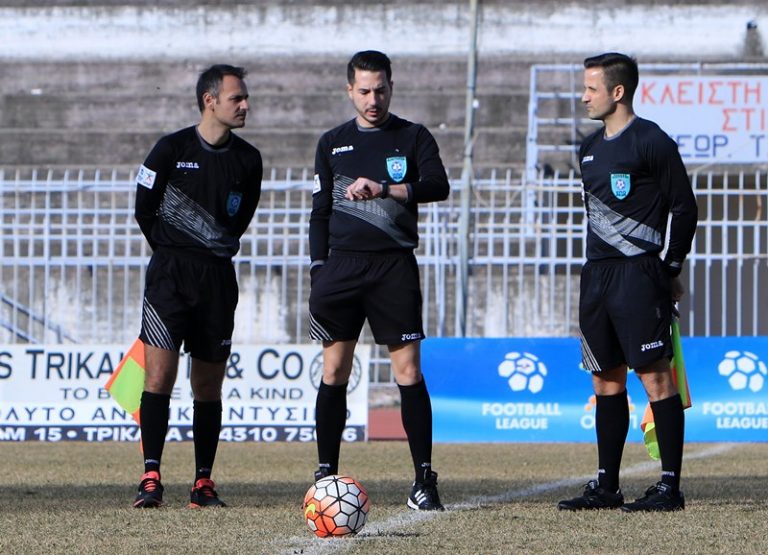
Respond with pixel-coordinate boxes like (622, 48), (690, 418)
(105, 338), (146, 425)
(640, 317), (692, 459)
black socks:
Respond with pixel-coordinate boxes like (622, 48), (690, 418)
(315, 381), (348, 474)
(193, 399), (223, 481)
(595, 389), (629, 493)
(140, 391), (171, 474)
(399, 378), (434, 482)
(651, 393), (685, 493)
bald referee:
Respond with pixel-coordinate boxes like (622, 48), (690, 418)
(308, 50), (449, 511)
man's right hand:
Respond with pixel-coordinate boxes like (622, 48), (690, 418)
(345, 177), (388, 200)
(670, 275), (685, 303)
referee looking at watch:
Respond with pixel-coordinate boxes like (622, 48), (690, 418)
(308, 50), (449, 511)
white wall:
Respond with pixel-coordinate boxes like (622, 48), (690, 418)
(1, 3), (765, 60)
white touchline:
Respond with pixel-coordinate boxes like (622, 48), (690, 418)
(279, 443), (736, 555)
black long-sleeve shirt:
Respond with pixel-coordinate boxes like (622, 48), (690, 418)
(579, 117), (698, 276)
(135, 126), (262, 259)
(309, 114), (449, 262)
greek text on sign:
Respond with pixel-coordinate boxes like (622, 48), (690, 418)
(0, 344), (369, 443)
(636, 75), (768, 164)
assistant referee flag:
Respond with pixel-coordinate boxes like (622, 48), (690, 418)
(104, 338), (146, 425)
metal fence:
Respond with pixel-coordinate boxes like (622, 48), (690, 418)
(1, 167), (766, 382)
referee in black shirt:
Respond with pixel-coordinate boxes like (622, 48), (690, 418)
(308, 50), (448, 511)
(558, 53), (698, 512)
(133, 64), (262, 508)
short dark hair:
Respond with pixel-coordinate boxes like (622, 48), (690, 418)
(196, 64), (247, 112)
(347, 50), (392, 84)
(583, 52), (639, 101)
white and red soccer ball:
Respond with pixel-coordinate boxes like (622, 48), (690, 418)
(303, 475), (369, 538)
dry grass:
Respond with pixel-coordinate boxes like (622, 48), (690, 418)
(1, 441), (766, 554)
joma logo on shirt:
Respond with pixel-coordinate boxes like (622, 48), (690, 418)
(177, 161), (200, 169)
(331, 145), (354, 155)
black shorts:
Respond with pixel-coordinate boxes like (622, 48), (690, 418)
(308, 250), (424, 345)
(140, 248), (238, 363)
(579, 255), (673, 373)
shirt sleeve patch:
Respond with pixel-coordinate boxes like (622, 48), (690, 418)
(312, 174), (322, 195)
(137, 164), (157, 190)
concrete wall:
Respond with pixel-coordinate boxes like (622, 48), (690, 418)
(1, 1), (765, 60)
(0, 56), (530, 169)
(0, 1), (765, 169)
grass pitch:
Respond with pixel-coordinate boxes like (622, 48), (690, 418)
(1, 441), (766, 554)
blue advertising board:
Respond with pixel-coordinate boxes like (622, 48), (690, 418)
(422, 337), (768, 443)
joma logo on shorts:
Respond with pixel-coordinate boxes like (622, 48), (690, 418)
(640, 340), (664, 352)
(176, 161), (200, 169)
(401, 333), (423, 341)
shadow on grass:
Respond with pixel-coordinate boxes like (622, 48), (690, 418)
(7, 474), (768, 513)
(361, 531), (421, 538)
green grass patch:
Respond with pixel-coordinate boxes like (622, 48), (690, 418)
(0, 442), (766, 554)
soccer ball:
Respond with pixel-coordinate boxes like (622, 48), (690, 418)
(497, 352), (548, 393)
(718, 350), (767, 392)
(303, 475), (369, 538)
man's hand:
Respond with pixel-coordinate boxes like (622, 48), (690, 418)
(345, 177), (383, 201)
(670, 275), (685, 302)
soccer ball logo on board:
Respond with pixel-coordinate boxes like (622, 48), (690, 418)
(497, 352), (548, 394)
(718, 350), (767, 393)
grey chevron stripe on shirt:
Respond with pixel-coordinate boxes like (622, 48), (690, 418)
(159, 184), (238, 256)
(586, 192), (662, 256)
(332, 174), (414, 247)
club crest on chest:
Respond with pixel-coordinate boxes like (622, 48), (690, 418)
(386, 156), (407, 182)
(610, 173), (631, 200)
(227, 191), (243, 216)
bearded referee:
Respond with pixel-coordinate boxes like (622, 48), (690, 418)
(132, 64), (262, 508)
(308, 50), (449, 511)
(558, 53), (698, 512)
